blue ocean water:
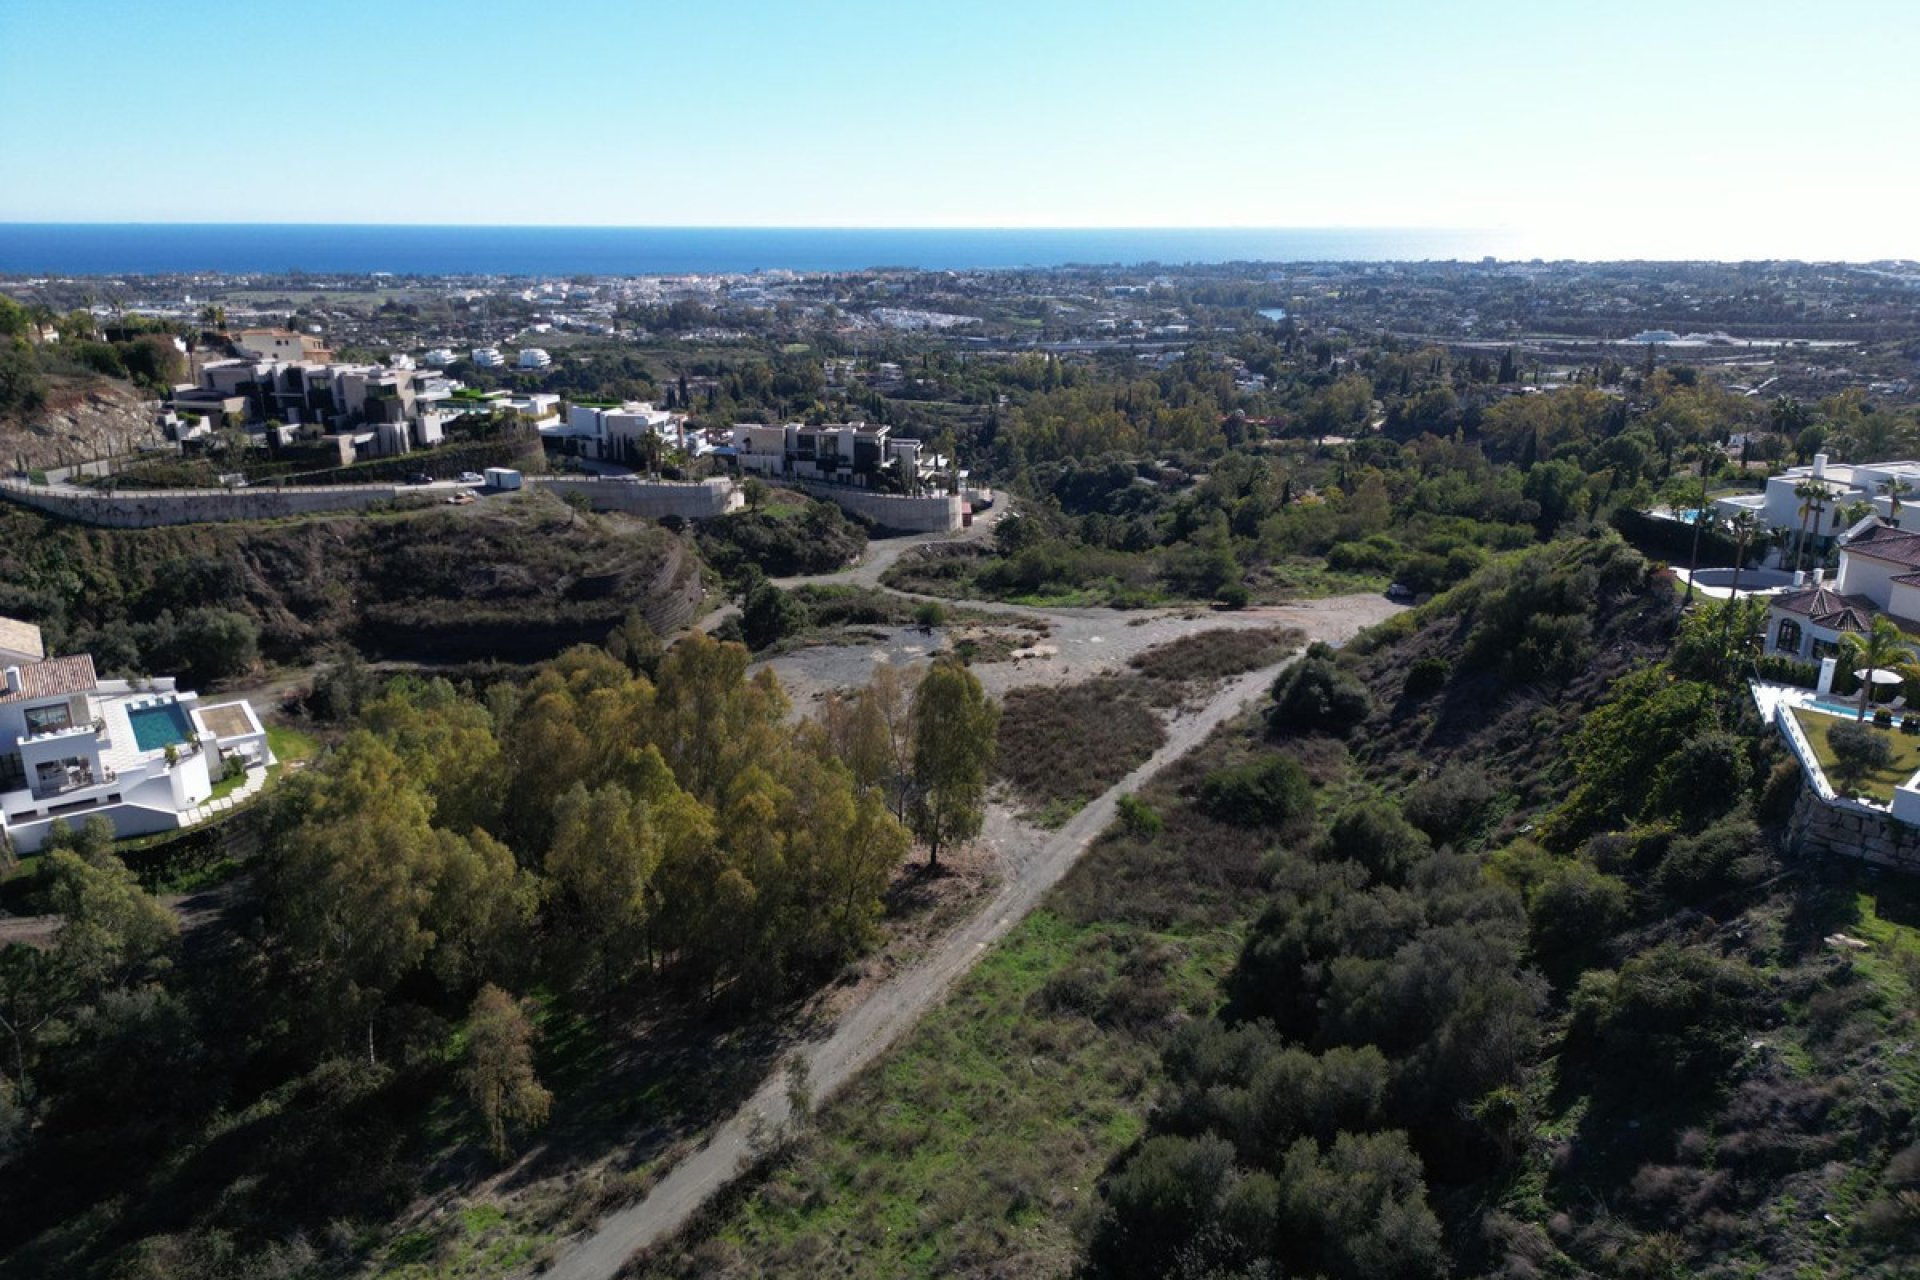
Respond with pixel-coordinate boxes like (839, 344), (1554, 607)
(0, 224), (1501, 277)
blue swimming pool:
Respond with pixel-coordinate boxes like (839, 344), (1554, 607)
(127, 702), (193, 752)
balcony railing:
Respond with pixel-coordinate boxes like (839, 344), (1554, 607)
(31, 762), (116, 800)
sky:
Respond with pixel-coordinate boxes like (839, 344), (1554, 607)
(1, 0), (1916, 259)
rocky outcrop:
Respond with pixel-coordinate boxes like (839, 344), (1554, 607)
(1, 378), (164, 472)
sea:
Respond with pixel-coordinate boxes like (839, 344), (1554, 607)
(0, 224), (1502, 277)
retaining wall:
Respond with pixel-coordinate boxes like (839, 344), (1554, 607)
(1787, 786), (1920, 872)
(1776, 701), (1920, 871)
(0, 478), (418, 527)
(793, 482), (963, 533)
(535, 476), (742, 519)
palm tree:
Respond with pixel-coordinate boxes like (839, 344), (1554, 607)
(1886, 476), (1915, 527)
(1838, 615), (1918, 722)
(1724, 510), (1759, 598)
(1679, 476), (1711, 602)
(1793, 477), (1830, 573)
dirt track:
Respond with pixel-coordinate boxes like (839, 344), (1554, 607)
(536, 590), (1400, 1280)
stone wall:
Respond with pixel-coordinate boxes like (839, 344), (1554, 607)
(1786, 785), (1920, 872)
(0, 478), (418, 527)
(793, 481), (963, 533)
(535, 476), (742, 519)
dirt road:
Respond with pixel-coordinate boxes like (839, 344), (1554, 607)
(536, 595), (1396, 1280)
(0, 879), (243, 948)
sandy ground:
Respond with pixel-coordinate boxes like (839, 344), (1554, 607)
(759, 595), (1397, 706)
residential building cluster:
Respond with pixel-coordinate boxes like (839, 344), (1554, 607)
(167, 327), (462, 464)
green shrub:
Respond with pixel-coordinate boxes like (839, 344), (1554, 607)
(741, 580), (808, 651)
(1402, 763), (1495, 847)
(1652, 816), (1772, 906)
(1318, 803), (1429, 884)
(1270, 656), (1371, 736)
(1581, 943), (1765, 1096)
(1753, 654), (1818, 688)
(1199, 755), (1312, 828)
(1117, 793), (1163, 836)
(1649, 730), (1752, 831)
(1527, 860), (1631, 987)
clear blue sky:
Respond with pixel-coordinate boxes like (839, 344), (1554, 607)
(2, 0), (1914, 258)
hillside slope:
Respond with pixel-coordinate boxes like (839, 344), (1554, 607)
(0, 490), (707, 668)
(1, 376), (161, 473)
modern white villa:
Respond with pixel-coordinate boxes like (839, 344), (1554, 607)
(1715, 454), (1920, 555)
(542, 401), (700, 463)
(731, 421), (947, 491)
(0, 620), (273, 854)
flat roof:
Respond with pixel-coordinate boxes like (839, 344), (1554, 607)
(0, 616), (46, 662)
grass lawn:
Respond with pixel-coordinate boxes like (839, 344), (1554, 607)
(266, 723), (322, 765)
(1791, 706), (1920, 803)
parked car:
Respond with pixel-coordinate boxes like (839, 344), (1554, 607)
(1386, 582), (1414, 601)
(405, 472), (434, 485)
(457, 471), (485, 484)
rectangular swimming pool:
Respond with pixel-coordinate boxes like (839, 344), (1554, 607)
(127, 702), (194, 752)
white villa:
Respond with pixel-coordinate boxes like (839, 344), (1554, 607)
(1766, 519), (1920, 662)
(1715, 454), (1920, 558)
(0, 621), (272, 854)
(731, 421), (944, 491)
(543, 401), (695, 464)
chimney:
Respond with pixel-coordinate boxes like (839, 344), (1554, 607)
(1813, 453), (1829, 478)
(3, 666), (18, 695)
(1812, 567), (1825, 587)
(1793, 570), (1805, 587)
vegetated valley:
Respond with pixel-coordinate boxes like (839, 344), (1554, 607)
(643, 535), (1920, 1280)
(7, 261), (1920, 1280)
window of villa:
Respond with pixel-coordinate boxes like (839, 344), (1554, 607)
(23, 703), (74, 736)
(1812, 638), (1839, 661)
(1776, 619), (1803, 653)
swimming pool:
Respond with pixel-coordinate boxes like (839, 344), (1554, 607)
(1808, 696), (1903, 721)
(127, 702), (194, 752)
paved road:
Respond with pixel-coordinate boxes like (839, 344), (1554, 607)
(537, 594), (1396, 1280)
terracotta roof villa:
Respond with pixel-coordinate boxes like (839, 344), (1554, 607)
(1766, 520), (1920, 663)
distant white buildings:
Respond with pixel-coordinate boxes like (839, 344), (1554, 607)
(0, 620), (272, 854)
(422, 347), (457, 367)
(516, 347), (552, 370)
(471, 347), (506, 368)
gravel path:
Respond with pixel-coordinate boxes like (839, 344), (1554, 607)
(536, 593), (1396, 1280)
